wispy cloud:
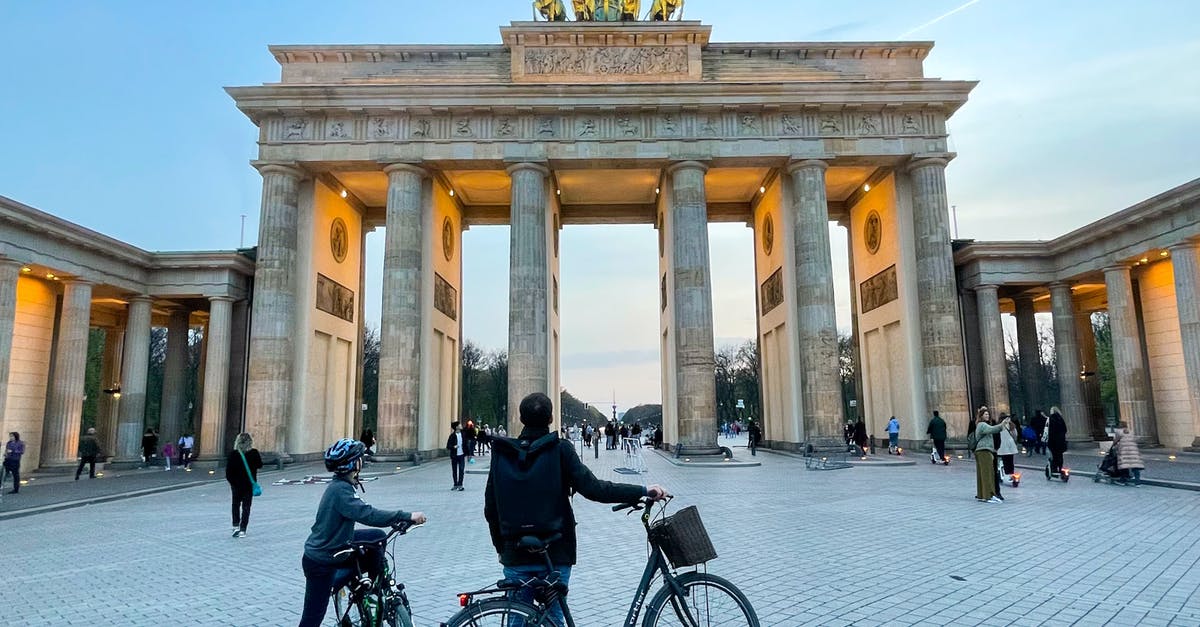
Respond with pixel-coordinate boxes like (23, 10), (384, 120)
(898, 0), (985, 39)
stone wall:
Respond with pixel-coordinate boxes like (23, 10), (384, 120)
(753, 174), (799, 443)
(3, 277), (56, 470)
(1137, 260), (1191, 447)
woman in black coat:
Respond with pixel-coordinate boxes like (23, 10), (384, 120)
(852, 420), (869, 454)
(225, 432), (263, 538)
(1046, 407), (1069, 474)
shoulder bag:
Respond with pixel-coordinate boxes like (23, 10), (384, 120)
(238, 450), (263, 497)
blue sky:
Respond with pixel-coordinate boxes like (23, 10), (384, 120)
(2, 1), (1198, 410)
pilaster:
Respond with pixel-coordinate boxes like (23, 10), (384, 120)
(975, 285), (1010, 416)
(1103, 265), (1156, 444)
(42, 280), (94, 466)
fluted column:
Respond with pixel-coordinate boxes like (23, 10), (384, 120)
(507, 162), (552, 434)
(975, 285), (1010, 416)
(245, 163), (303, 457)
(1013, 295), (1041, 416)
(96, 327), (124, 456)
(0, 259), (21, 431)
(1103, 265), (1156, 444)
(199, 297), (233, 458)
(1049, 283), (1089, 440)
(1074, 310), (1106, 438)
(378, 163), (429, 452)
(158, 308), (191, 451)
(1169, 242), (1200, 448)
(667, 161), (719, 453)
(843, 225), (865, 423)
(42, 280), (93, 465)
(908, 157), (970, 426)
(787, 160), (844, 440)
(116, 296), (153, 461)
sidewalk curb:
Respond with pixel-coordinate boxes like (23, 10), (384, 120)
(759, 447), (917, 467)
(1013, 462), (1200, 492)
(649, 448), (761, 467)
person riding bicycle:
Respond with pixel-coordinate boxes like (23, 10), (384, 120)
(298, 438), (427, 627)
(484, 392), (669, 626)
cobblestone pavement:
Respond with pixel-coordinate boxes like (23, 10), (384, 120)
(2, 442), (1199, 626)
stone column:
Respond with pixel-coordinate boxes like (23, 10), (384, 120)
(41, 280), (93, 466)
(908, 157), (970, 425)
(843, 225), (865, 423)
(379, 163), (429, 452)
(96, 327), (124, 457)
(0, 259), (21, 431)
(1168, 242), (1200, 447)
(1103, 265), (1156, 444)
(245, 163), (304, 458)
(115, 296), (152, 461)
(1074, 309), (1106, 438)
(975, 285), (1010, 416)
(199, 297), (233, 458)
(1049, 283), (1089, 440)
(158, 308), (191, 451)
(667, 161), (719, 453)
(507, 162), (552, 434)
(787, 160), (844, 440)
(1013, 295), (1041, 417)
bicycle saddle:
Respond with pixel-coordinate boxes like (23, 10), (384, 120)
(517, 532), (562, 552)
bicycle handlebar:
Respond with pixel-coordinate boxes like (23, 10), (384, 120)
(612, 494), (671, 512)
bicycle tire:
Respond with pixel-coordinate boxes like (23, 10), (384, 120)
(443, 598), (551, 627)
(332, 587), (380, 627)
(641, 572), (759, 627)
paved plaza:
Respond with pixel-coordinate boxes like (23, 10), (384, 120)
(2, 441), (1200, 626)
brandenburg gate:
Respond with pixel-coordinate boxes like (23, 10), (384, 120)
(228, 18), (977, 459)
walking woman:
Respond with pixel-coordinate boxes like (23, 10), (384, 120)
(1114, 424), (1145, 486)
(974, 407), (1009, 503)
(4, 432), (24, 493)
(1045, 407), (1069, 476)
(225, 433), (263, 538)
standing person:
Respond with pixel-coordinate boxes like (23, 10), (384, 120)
(75, 427), (102, 480)
(162, 441), (175, 471)
(885, 416), (901, 454)
(359, 428), (375, 459)
(1113, 425), (1145, 486)
(298, 439), (427, 627)
(852, 419), (869, 455)
(652, 426), (663, 450)
(747, 419), (762, 456)
(1030, 410), (1048, 456)
(141, 428), (158, 468)
(996, 413), (1020, 485)
(446, 421), (466, 491)
(843, 421), (855, 453)
(926, 411), (948, 465)
(481, 424), (493, 455)
(464, 420), (478, 465)
(485, 393), (669, 627)
(226, 433), (263, 538)
(4, 432), (25, 494)
(178, 432), (195, 470)
(1044, 407), (1069, 476)
(973, 408), (1009, 503)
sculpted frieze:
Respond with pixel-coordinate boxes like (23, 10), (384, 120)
(523, 46), (689, 76)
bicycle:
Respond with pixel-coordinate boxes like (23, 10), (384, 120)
(330, 521), (420, 627)
(444, 496), (758, 626)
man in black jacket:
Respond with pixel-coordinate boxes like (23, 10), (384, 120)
(447, 421), (466, 491)
(485, 393), (668, 625)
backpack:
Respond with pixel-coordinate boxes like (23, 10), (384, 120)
(966, 430), (978, 450)
(489, 433), (565, 539)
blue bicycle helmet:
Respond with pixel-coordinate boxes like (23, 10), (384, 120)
(324, 438), (366, 473)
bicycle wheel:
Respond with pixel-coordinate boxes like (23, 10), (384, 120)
(332, 587), (378, 627)
(443, 598), (550, 627)
(642, 572), (759, 627)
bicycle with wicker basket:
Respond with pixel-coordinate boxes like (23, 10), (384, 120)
(443, 496), (759, 626)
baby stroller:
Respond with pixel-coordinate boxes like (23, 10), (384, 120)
(1093, 446), (1131, 485)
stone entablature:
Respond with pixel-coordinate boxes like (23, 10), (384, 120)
(954, 178), (1200, 288)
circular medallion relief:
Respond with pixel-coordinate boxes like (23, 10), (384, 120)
(761, 214), (775, 256)
(329, 217), (349, 264)
(442, 217), (455, 262)
(864, 210), (882, 255)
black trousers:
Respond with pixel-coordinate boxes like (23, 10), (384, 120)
(933, 439), (946, 461)
(3, 460), (18, 492)
(230, 484), (253, 530)
(450, 454), (465, 487)
(1050, 448), (1065, 473)
(299, 529), (386, 627)
(75, 456), (97, 479)
(1000, 454), (1015, 475)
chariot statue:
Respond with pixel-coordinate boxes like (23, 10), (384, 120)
(533, 0), (682, 21)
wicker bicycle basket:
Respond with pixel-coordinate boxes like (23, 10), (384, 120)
(649, 505), (718, 568)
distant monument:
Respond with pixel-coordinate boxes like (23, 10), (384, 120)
(534, 0), (683, 21)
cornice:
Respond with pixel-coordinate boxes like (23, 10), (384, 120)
(0, 194), (153, 267)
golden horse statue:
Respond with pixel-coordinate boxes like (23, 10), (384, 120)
(571, 0), (593, 20)
(581, 0), (638, 21)
(649, 0), (683, 20)
(533, 0), (568, 21)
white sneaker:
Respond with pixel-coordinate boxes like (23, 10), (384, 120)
(987, 496), (1003, 504)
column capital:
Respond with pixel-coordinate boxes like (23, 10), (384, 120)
(207, 295), (236, 304)
(0, 257), (24, 270)
(1048, 281), (1075, 293)
(60, 278), (93, 287)
(975, 284), (1000, 294)
(1102, 264), (1131, 276)
(665, 160), (709, 175)
(382, 162), (429, 178)
(505, 162), (550, 177)
(1012, 293), (1036, 305)
(786, 159), (829, 174)
(1168, 240), (1199, 253)
(126, 294), (153, 305)
(907, 155), (950, 172)
(251, 161), (304, 179)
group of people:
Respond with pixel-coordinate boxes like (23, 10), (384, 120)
(139, 428), (197, 471)
(579, 420), (647, 451)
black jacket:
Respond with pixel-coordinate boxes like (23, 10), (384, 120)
(484, 426), (647, 567)
(225, 448), (263, 490)
(446, 431), (466, 457)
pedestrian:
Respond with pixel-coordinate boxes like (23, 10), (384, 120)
(885, 416), (901, 454)
(747, 419), (761, 456)
(843, 421), (855, 453)
(496, 423), (507, 438)
(852, 419), (869, 455)
(464, 420), (478, 465)
(141, 428), (158, 468)
(966, 415), (977, 459)
(652, 426), (663, 450)
(225, 432), (263, 538)
(178, 432), (195, 470)
(359, 428), (375, 458)
(973, 408), (1009, 503)
(162, 441), (175, 470)
(446, 421), (466, 491)
(926, 411), (947, 464)
(76, 427), (102, 480)
(1030, 409), (1048, 456)
(4, 432), (25, 494)
(996, 412), (1020, 485)
(481, 424), (493, 455)
(1113, 424), (1145, 486)
(1044, 406), (1068, 476)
